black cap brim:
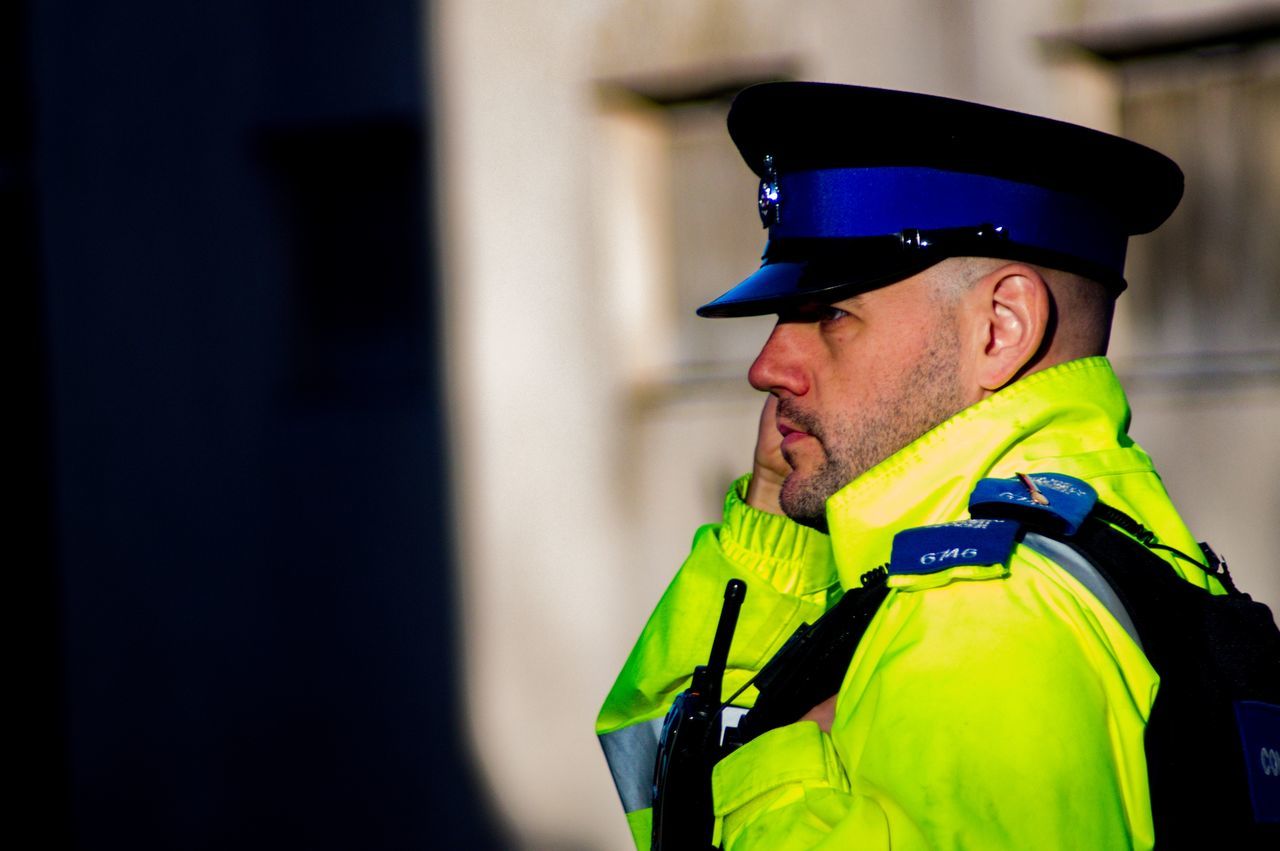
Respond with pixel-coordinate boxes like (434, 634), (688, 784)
(697, 246), (944, 318)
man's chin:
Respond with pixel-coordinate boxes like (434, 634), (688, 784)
(778, 475), (831, 533)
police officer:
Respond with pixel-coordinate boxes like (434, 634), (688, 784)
(597, 82), (1222, 850)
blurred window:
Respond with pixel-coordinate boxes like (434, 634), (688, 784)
(1122, 42), (1280, 376)
(595, 74), (787, 390)
(259, 119), (430, 405)
(665, 98), (776, 374)
(1064, 12), (1280, 385)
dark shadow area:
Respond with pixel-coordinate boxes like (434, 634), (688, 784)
(15, 2), (507, 848)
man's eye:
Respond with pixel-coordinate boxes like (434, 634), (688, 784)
(779, 303), (853, 324)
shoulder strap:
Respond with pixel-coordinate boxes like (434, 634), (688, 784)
(731, 569), (889, 747)
(1051, 513), (1280, 848)
(1021, 530), (1143, 649)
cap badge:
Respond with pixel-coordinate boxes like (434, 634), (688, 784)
(758, 154), (781, 228)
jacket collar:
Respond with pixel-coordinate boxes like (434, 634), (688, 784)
(824, 357), (1149, 587)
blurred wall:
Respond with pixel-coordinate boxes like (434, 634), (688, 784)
(20, 1), (504, 847)
(432, 1), (1279, 848)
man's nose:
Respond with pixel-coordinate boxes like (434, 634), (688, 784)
(749, 321), (809, 397)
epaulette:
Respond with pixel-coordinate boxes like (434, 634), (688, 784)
(968, 472), (1098, 535)
(888, 473), (1098, 590)
(888, 518), (1020, 589)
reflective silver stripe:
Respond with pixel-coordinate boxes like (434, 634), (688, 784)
(599, 717), (664, 813)
(1024, 532), (1143, 650)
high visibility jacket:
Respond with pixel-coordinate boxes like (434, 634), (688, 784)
(597, 357), (1222, 850)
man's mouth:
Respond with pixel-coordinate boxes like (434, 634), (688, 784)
(778, 420), (814, 448)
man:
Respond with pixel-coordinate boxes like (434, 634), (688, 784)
(597, 82), (1224, 849)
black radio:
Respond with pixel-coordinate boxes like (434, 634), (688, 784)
(650, 579), (745, 851)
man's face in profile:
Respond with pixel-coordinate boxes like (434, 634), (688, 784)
(747, 267), (971, 531)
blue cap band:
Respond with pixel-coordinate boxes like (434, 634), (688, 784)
(769, 167), (1128, 274)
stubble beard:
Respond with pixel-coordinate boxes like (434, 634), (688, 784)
(777, 330), (967, 532)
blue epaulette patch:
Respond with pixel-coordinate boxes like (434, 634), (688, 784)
(969, 473), (1097, 535)
(889, 519), (1021, 576)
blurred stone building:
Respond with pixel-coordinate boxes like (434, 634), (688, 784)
(429, 0), (1279, 846)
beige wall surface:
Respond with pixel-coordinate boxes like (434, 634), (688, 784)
(430, 1), (1279, 847)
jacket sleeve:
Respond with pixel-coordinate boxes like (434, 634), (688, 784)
(709, 547), (1157, 850)
(596, 475), (839, 849)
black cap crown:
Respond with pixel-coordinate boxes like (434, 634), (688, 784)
(698, 82), (1184, 318)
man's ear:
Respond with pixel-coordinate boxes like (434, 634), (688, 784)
(969, 264), (1052, 392)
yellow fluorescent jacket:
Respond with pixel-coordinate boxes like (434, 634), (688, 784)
(596, 358), (1222, 850)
